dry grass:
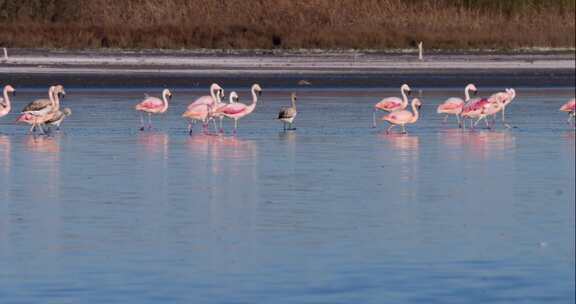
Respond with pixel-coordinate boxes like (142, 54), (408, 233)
(0, 0), (574, 49)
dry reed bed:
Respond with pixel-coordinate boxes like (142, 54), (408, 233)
(0, 0), (574, 49)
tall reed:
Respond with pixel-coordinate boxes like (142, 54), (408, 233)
(0, 0), (574, 49)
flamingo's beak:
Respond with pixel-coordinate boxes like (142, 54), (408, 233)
(472, 90), (478, 96)
(407, 90), (412, 96)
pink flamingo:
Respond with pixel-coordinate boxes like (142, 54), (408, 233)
(437, 83), (477, 128)
(489, 88), (516, 128)
(472, 88), (517, 129)
(135, 88), (172, 131)
(372, 84), (412, 127)
(183, 83), (224, 134)
(382, 98), (422, 134)
(0, 85), (16, 120)
(560, 98), (575, 125)
(213, 84), (263, 134)
(461, 97), (492, 129)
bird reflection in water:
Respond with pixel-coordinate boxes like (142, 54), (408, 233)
(137, 132), (169, 157)
(187, 134), (257, 175)
(0, 135), (10, 173)
(380, 133), (420, 184)
(23, 134), (62, 199)
(464, 130), (516, 159)
(24, 134), (61, 154)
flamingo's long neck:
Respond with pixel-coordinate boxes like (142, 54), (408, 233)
(246, 88), (259, 114)
(411, 102), (420, 123)
(48, 87), (56, 108)
(52, 90), (61, 110)
(2, 87), (10, 110)
(401, 88), (408, 108)
(464, 86), (471, 101)
(291, 96), (296, 109)
(162, 92), (169, 112)
(210, 86), (219, 105)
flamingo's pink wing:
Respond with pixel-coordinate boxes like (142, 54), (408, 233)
(187, 95), (214, 110)
(137, 97), (163, 110)
(463, 98), (488, 112)
(220, 103), (247, 115)
(383, 110), (412, 123)
(560, 100), (575, 111)
(438, 97), (464, 111)
(376, 97), (403, 110)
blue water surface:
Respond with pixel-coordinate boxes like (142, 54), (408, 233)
(0, 86), (574, 303)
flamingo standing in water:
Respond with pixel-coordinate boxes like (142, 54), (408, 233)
(437, 83), (477, 128)
(560, 98), (575, 125)
(278, 93), (298, 131)
(372, 84), (412, 127)
(382, 98), (422, 134)
(214, 84), (263, 134)
(135, 88), (172, 131)
(470, 88), (516, 129)
(0, 85), (16, 120)
(489, 88), (516, 128)
(183, 83), (224, 134)
(19, 85), (65, 134)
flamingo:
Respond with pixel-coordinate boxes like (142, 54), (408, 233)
(372, 84), (412, 127)
(278, 93), (298, 131)
(45, 108), (72, 131)
(135, 88), (172, 131)
(488, 88), (516, 128)
(471, 88), (517, 129)
(0, 85), (16, 120)
(382, 98), (423, 134)
(213, 84), (263, 134)
(461, 97), (491, 129)
(437, 83), (477, 127)
(19, 85), (65, 134)
(560, 98), (575, 125)
(183, 83), (224, 134)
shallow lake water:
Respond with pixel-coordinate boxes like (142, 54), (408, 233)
(0, 85), (574, 303)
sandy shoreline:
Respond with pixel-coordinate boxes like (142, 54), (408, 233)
(1, 49), (574, 87)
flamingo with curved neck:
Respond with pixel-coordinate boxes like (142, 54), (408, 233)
(382, 98), (422, 134)
(373, 84), (412, 127)
(135, 88), (172, 131)
(214, 84), (263, 134)
(183, 83), (224, 134)
(437, 83), (477, 128)
(0, 85), (15, 119)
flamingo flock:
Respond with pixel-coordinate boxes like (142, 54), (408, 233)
(0, 83), (574, 136)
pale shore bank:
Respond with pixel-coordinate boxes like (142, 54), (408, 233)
(1, 49), (574, 87)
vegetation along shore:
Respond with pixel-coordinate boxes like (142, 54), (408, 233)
(0, 0), (574, 50)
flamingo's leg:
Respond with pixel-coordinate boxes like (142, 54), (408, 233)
(372, 110), (377, 128)
(502, 107), (512, 128)
(219, 117), (224, 133)
(212, 118), (218, 133)
(401, 124), (407, 134)
(443, 115), (449, 123)
(386, 124), (395, 134)
(485, 117), (491, 129)
(147, 113), (152, 130)
(37, 123), (46, 135)
(457, 114), (462, 128)
(233, 119), (238, 135)
(139, 113), (145, 131)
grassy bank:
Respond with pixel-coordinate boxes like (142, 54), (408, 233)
(0, 0), (574, 50)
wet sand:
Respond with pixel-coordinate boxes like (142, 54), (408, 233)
(1, 49), (574, 87)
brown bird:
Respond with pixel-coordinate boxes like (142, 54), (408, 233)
(278, 93), (298, 131)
